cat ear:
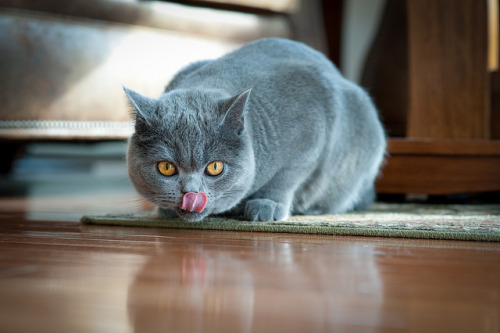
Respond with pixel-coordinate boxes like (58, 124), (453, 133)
(123, 86), (157, 126)
(221, 88), (252, 135)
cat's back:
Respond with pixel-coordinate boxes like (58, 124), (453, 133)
(166, 38), (340, 93)
(233, 38), (332, 66)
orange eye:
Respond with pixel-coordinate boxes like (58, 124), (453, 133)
(157, 161), (177, 176)
(205, 161), (224, 176)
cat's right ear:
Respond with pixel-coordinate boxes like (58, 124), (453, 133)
(123, 86), (157, 127)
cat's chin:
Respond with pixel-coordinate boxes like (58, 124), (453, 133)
(176, 208), (209, 222)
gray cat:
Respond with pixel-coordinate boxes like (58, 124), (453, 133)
(125, 38), (386, 222)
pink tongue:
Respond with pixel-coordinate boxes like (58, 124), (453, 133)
(181, 192), (207, 213)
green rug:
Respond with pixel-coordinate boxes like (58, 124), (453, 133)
(81, 203), (500, 242)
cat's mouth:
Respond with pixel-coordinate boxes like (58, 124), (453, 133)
(158, 192), (208, 222)
(174, 192), (209, 222)
(181, 192), (207, 213)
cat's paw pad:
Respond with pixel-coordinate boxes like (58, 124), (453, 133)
(244, 199), (289, 222)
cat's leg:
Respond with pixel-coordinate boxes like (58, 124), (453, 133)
(352, 185), (376, 211)
(244, 171), (301, 222)
(245, 198), (289, 222)
(312, 183), (375, 214)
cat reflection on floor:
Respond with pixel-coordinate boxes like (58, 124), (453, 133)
(127, 237), (384, 332)
(125, 38), (386, 222)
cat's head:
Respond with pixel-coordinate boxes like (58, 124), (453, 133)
(124, 87), (255, 222)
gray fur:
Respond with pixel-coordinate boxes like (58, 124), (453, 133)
(125, 38), (386, 222)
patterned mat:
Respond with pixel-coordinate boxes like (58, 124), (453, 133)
(81, 203), (500, 242)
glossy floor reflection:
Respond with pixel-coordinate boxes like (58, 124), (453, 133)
(0, 149), (499, 332)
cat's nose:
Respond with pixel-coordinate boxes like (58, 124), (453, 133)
(181, 175), (201, 193)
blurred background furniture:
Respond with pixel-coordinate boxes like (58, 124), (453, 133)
(365, 0), (500, 196)
(0, 0), (330, 141)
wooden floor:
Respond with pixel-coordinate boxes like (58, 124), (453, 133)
(0, 164), (499, 332)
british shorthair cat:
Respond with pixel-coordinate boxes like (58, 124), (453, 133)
(125, 38), (386, 222)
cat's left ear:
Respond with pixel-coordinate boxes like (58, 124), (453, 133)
(221, 88), (252, 135)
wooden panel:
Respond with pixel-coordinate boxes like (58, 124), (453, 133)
(361, 0), (408, 137)
(321, 0), (343, 66)
(378, 138), (500, 194)
(491, 71), (500, 139)
(406, 0), (490, 139)
(488, 0), (499, 71)
(387, 138), (500, 156)
(377, 155), (500, 194)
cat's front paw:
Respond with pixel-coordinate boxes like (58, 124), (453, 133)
(244, 199), (289, 222)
